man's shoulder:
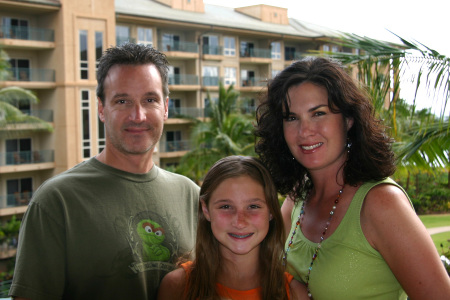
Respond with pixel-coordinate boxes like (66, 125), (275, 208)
(156, 167), (199, 189)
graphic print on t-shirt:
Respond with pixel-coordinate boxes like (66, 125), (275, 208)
(125, 210), (180, 274)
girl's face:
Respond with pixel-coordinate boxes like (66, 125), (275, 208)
(202, 175), (272, 259)
(283, 82), (353, 173)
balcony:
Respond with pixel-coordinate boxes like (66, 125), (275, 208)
(285, 51), (304, 62)
(0, 191), (33, 209)
(167, 106), (206, 119)
(116, 36), (136, 46)
(0, 25), (55, 49)
(168, 74), (200, 91)
(160, 40), (199, 59)
(0, 149), (54, 167)
(239, 47), (271, 64)
(1, 68), (56, 89)
(202, 45), (224, 60)
(240, 77), (268, 92)
(20, 109), (54, 123)
(162, 140), (191, 152)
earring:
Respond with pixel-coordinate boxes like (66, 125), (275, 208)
(346, 138), (352, 153)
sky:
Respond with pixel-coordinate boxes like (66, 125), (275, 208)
(204, 0), (450, 114)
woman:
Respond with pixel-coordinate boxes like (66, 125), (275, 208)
(254, 57), (450, 299)
(157, 156), (308, 300)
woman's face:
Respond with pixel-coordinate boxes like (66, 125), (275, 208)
(282, 82), (353, 173)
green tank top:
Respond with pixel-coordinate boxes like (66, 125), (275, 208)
(285, 178), (409, 300)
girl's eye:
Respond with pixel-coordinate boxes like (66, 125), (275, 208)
(249, 204), (261, 209)
(283, 115), (296, 122)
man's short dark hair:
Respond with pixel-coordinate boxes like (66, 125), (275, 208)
(96, 43), (170, 103)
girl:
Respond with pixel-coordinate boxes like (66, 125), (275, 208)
(157, 156), (307, 300)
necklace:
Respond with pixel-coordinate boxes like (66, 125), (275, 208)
(283, 187), (344, 299)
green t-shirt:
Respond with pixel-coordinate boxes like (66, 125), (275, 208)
(10, 158), (200, 300)
(286, 178), (409, 300)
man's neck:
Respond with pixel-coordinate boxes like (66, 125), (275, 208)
(95, 149), (154, 174)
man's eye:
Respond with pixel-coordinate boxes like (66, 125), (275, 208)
(219, 205), (230, 209)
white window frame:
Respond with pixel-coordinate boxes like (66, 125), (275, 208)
(271, 42), (281, 59)
(224, 36), (236, 56)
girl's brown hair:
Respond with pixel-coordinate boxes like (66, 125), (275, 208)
(185, 155), (288, 300)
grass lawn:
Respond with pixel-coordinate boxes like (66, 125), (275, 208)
(419, 213), (450, 228)
(419, 214), (450, 255)
(431, 231), (450, 255)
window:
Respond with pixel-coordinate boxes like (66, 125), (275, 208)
(98, 115), (105, 154)
(202, 66), (219, 86)
(9, 58), (30, 81)
(137, 27), (153, 46)
(6, 138), (31, 165)
(323, 44), (330, 52)
(271, 42), (281, 59)
(2, 17), (29, 39)
(332, 46), (339, 53)
(95, 31), (103, 70)
(169, 98), (181, 117)
(168, 66), (181, 85)
(224, 67), (236, 86)
(81, 90), (91, 158)
(166, 131), (182, 152)
(224, 37), (236, 56)
(285, 46), (296, 60)
(79, 30), (88, 79)
(116, 25), (130, 46)
(7, 178), (32, 206)
(203, 35), (219, 55)
(241, 70), (255, 87)
(162, 33), (180, 51)
(240, 42), (254, 57)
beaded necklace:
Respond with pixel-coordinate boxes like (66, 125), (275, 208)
(283, 188), (344, 299)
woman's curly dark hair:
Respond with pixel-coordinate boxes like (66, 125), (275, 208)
(255, 57), (396, 201)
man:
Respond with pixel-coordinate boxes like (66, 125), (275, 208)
(10, 43), (199, 300)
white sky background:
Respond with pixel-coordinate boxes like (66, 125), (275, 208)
(204, 0), (450, 115)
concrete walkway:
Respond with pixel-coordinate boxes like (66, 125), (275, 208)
(427, 226), (450, 235)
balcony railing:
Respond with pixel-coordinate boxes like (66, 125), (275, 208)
(0, 149), (54, 166)
(7, 67), (55, 82)
(240, 47), (271, 58)
(162, 140), (191, 153)
(160, 40), (198, 53)
(168, 74), (199, 85)
(20, 109), (54, 122)
(168, 107), (206, 119)
(285, 51), (303, 61)
(241, 77), (268, 87)
(202, 45), (223, 55)
(0, 25), (54, 42)
(116, 37), (136, 46)
(202, 76), (220, 86)
(1, 191), (33, 208)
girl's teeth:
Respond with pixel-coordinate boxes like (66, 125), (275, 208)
(230, 233), (253, 238)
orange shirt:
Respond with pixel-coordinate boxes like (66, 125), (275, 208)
(181, 261), (293, 300)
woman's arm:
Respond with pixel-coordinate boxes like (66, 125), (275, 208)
(289, 278), (310, 300)
(157, 268), (187, 300)
(361, 184), (450, 300)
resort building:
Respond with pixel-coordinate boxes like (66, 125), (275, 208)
(0, 0), (346, 218)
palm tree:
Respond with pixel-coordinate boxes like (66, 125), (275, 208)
(0, 49), (53, 136)
(321, 33), (449, 173)
(175, 82), (255, 183)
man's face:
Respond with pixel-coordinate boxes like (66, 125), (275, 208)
(98, 64), (168, 157)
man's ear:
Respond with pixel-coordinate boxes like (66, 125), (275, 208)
(98, 98), (105, 123)
(164, 96), (169, 120)
(201, 200), (211, 221)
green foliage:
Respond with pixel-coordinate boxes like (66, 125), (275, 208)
(175, 83), (256, 183)
(0, 215), (21, 243)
